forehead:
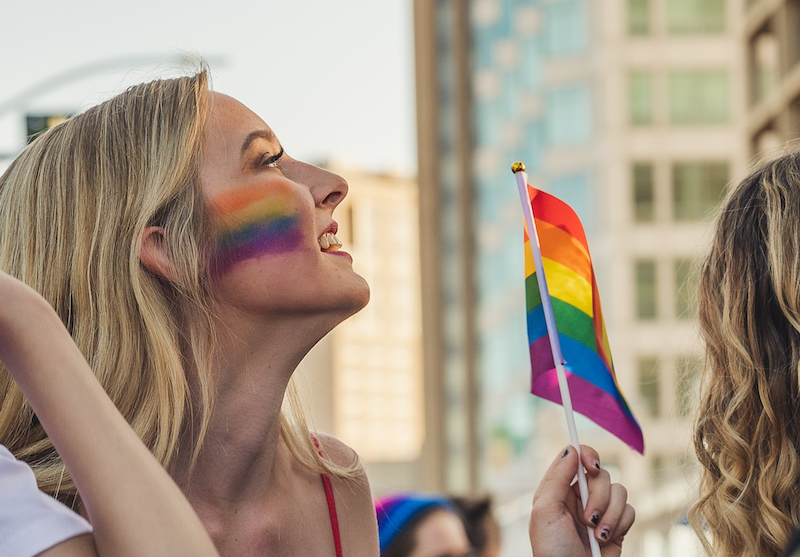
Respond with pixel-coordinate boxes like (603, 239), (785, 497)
(206, 92), (270, 141)
(201, 92), (278, 194)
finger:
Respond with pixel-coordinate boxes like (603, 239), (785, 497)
(595, 483), (629, 543)
(612, 503), (635, 541)
(582, 466), (612, 527)
(533, 446), (580, 507)
(579, 444), (602, 477)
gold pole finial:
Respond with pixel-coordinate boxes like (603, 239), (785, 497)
(511, 161), (526, 174)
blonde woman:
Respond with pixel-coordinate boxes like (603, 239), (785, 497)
(690, 150), (800, 557)
(0, 71), (632, 556)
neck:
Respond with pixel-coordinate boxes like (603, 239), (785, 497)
(170, 307), (332, 512)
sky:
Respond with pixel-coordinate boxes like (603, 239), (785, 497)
(0, 0), (416, 174)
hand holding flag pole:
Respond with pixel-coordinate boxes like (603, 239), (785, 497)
(512, 161), (601, 557)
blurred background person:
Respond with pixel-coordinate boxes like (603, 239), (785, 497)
(376, 493), (471, 557)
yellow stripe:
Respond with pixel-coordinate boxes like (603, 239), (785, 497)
(526, 240), (593, 317)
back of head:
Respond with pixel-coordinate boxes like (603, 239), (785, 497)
(690, 150), (800, 557)
(0, 72), (212, 503)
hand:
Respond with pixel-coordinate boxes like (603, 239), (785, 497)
(529, 445), (634, 557)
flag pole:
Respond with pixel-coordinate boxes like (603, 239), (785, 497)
(512, 162), (601, 557)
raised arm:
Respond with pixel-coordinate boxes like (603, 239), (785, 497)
(0, 270), (219, 557)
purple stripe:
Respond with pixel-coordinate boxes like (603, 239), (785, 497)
(211, 226), (304, 275)
(532, 368), (645, 454)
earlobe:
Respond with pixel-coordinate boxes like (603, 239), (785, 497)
(139, 226), (179, 283)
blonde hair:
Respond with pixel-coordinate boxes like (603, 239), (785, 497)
(0, 71), (357, 505)
(690, 150), (800, 556)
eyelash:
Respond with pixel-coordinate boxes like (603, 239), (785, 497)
(262, 147), (285, 169)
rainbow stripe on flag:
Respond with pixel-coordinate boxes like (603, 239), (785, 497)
(525, 185), (644, 454)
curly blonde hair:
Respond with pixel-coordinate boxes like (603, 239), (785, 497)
(0, 70), (357, 506)
(690, 150), (800, 556)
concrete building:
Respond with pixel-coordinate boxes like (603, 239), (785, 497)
(414, 0), (747, 555)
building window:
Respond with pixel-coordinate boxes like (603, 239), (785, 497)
(666, 0), (725, 34)
(669, 70), (729, 125)
(638, 356), (660, 418)
(676, 355), (702, 418)
(629, 70), (654, 126)
(546, 82), (592, 146)
(633, 162), (655, 222)
(672, 161), (729, 221)
(544, 0), (588, 56)
(635, 259), (657, 320)
(753, 32), (779, 104)
(674, 258), (699, 319)
(628, 0), (649, 35)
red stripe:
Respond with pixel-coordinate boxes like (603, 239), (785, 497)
(528, 185), (589, 253)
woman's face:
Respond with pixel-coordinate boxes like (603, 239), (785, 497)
(199, 93), (369, 321)
(410, 509), (472, 557)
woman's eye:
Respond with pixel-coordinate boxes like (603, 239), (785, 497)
(261, 147), (284, 169)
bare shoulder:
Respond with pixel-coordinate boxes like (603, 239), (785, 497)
(314, 433), (379, 557)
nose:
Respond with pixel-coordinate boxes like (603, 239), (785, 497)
(287, 159), (348, 210)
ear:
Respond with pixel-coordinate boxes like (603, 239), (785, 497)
(139, 226), (180, 283)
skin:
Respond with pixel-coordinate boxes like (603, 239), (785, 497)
(140, 92), (375, 557)
(529, 445), (635, 557)
(409, 510), (471, 557)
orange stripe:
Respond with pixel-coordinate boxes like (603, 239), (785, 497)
(210, 185), (288, 215)
(534, 219), (591, 283)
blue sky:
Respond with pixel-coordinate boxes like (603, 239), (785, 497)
(0, 0), (416, 174)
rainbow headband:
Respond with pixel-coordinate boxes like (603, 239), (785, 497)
(208, 185), (304, 275)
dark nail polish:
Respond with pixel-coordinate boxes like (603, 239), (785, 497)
(590, 513), (600, 526)
(599, 527), (610, 540)
(562, 448), (569, 458)
(593, 460), (601, 471)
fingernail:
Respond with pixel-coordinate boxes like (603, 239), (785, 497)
(593, 459), (601, 471)
(599, 526), (611, 540)
(590, 512), (600, 526)
(561, 447), (569, 458)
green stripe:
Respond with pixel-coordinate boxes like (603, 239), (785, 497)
(527, 273), (597, 352)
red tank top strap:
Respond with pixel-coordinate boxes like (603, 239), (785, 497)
(321, 472), (343, 557)
(311, 435), (344, 557)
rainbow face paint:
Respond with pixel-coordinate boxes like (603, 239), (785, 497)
(209, 184), (304, 275)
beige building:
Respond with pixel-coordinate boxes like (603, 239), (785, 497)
(594, 1), (747, 555)
(296, 163), (433, 495)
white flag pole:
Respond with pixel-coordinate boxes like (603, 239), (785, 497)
(512, 162), (600, 557)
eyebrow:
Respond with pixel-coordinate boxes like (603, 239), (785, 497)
(240, 129), (278, 156)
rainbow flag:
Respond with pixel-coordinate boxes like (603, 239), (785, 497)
(525, 185), (644, 454)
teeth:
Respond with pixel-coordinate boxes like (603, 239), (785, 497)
(319, 232), (342, 252)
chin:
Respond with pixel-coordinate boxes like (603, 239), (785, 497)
(341, 276), (370, 318)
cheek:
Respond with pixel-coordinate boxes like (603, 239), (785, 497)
(207, 185), (310, 277)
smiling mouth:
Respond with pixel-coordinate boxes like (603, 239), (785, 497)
(318, 232), (343, 252)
